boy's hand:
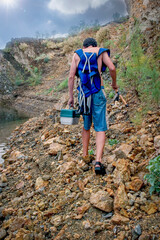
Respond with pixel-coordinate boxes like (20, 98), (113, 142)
(111, 83), (118, 91)
(68, 97), (74, 107)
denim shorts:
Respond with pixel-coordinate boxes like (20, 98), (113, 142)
(82, 86), (107, 132)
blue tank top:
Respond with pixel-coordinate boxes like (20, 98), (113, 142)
(75, 48), (110, 97)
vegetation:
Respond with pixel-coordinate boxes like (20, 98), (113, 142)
(26, 67), (42, 86)
(88, 149), (94, 155)
(44, 57), (50, 63)
(35, 54), (48, 62)
(96, 27), (110, 45)
(104, 39), (115, 49)
(117, 21), (160, 111)
(144, 155), (160, 195)
(3, 48), (11, 53)
(41, 88), (53, 95)
(63, 37), (82, 54)
(108, 91), (115, 99)
(108, 139), (119, 146)
(15, 73), (24, 86)
(130, 111), (143, 126)
(57, 78), (68, 91)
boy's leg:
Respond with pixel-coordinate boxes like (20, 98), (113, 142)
(95, 131), (105, 167)
(96, 131), (105, 162)
(82, 128), (90, 157)
(82, 114), (92, 157)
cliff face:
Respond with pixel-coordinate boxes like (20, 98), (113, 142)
(125, 0), (160, 46)
(124, 0), (131, 14)
(0, 39), (66, 94)
(0, 51), (16, 95)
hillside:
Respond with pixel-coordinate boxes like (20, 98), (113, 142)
(0, 0), (160, 239)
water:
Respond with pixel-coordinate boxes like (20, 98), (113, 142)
(0, 106), (28, 164)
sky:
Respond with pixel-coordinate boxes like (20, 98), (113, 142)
(0, 0), (128, 49)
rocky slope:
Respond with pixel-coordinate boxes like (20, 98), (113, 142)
(0, 1), (160, 238)
(0, 98), (159, 239)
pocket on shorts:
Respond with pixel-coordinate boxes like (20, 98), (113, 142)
(94, 89), (106, 106)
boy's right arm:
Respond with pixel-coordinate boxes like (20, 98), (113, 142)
(102, 52), (118, 91)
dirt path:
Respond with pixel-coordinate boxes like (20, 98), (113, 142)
(0, 99), (159, 240)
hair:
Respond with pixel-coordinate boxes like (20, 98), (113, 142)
(83, 38), (97, 48)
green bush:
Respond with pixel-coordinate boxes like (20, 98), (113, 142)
(42, 88), (53, 95)
(34, 67), (38, 73)
(108, 139), (119, 146)
(15, 74), (24, 86)
(3, 48), (11, 53)
(109, 91), (115, 99)
(27, 71), (42, 86)
(104, 39), (115, 48)
(144, 155), (160, 195)
(88, 149), (94, 155)
(57, 78), (68, 91)
(44, 57), (50, 63)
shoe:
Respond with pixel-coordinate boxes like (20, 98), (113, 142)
(95, 162), (106, 175)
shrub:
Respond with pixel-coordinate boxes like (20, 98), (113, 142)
(35, 54), (47, 62)
(88, 149), (94, 155)
(108, 139), (119, 146)
(130, 111), (143, 126)
(144, 155), (160, 195)
(63, 37), (82, 54)
(44, 57), (50, 63)
(27, 68), (42, 86)
(3, 48), (11, 53)
(19, 43), (28, 51)
(34, 67), (38, 73)
(42, 88), (53, 95)
(104, 39), (115, 49)
(45, 40), (57, 49)
(57, 78), (68, 91)
(109, 91), (115, 99)
(15, 74), (24, 86)
(96, 27), (110, 46)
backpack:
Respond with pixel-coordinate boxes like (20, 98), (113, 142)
(75, 48), (110, 115)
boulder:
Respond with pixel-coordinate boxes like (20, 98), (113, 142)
(111, 213), (129, 225)
(114, 183), (128, 210)
(113, 159), (130, 184)
(48, 143), (64, 155)
(90, 190), (113, 212)
(113, 144), (133, 159)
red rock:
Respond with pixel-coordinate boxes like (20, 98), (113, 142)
(114, 144), (133, 158)
(140, 202), (158, 215)
(59, 161), (76, 174)
(9, 217), (26, 232)
(114, 183), (128, 210)
(128, 178), (143, 191)
(90, 190), (113, 212)
(111, 214), (129, 225)
(76, 203), (90, 215)
(35, 177), (48, 190)
(113, 159), (130, 184)
(48, 143), (64, 155)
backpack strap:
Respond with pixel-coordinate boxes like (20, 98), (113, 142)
(75, 49), (83, 58)
(75, 49), (83, 77)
